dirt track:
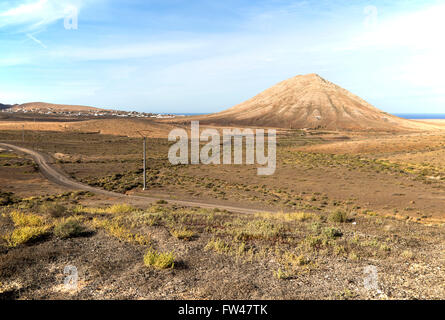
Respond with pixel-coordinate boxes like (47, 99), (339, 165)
(0, 143), (265, 215)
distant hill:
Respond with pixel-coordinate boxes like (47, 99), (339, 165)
(0, 103), (15, 110)
(196, 74), (424, 131)
(0, 118), (179, 138)
(11, 102), (106, 112)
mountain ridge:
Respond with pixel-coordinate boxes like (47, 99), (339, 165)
(196, 73), (424, 131)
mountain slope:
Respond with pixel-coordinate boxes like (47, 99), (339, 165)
(0, 103), (15, 110)
(198, 74), (423, 131)
(11, 102), (104, 112)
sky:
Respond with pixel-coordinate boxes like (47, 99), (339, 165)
(0, 0), (444, 114)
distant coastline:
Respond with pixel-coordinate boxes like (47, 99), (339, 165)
(395, 114), (445, 120)
(163, 113), (445, 119)
(165, 113), (445, 119)
(168, 113), (207, 116)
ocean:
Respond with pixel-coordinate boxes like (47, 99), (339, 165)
(162, 113), (445, 119)
(166, 113), (207, 116)
(394, 114), (445, 119)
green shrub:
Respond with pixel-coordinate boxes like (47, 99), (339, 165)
(143, 248), (175, 269)
(329, 210), (348, 223)
(205, 238), (230, 254)
(170, 227), (195, 240)
(274, 268), (290, 280)
(323, 227), (343, 239)
(40, 202), (67, 218)
(0, 191), (15, 206)
(54, 217), (86, 239)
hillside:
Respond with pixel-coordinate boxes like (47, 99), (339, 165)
(0, 118), (181, 138)
(0, 103), (15, 110)
(11, 102), (104, 112)
(196, 74), (427, 131)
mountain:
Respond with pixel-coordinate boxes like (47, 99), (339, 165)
(197, 74), (422, 131)
(10, 102), (105, 112)
(0, 103), (15, 110)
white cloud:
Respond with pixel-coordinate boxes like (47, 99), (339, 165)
(48, 41), (206, 61)
(371, 4), (445, 96)
(0, 0), (86, 30)
(0, 57), (31, 67)
(345, 3), (445, 51)
(327, 3), (445, 107)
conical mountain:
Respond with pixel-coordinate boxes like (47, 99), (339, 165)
(199, 74), (421, 131)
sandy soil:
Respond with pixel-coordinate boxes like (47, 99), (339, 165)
(0, 118), (181, 138)
(186, 74), (443, 131)
(1, 118), (445, 300)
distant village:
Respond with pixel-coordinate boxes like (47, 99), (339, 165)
(0, 106), (182, 119)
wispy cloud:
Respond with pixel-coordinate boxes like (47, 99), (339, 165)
(0, 57), (31, 67)
(1, 0), (444, 113)
(0, 0), (86, 30)
(26, 33), (47, 48)
(344, 3), (445, 50)
(48, 40), (206, 61)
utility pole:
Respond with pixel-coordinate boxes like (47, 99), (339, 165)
(22, 125), (25, 142)
(137, 131), (150, 191)
(143, 136), (146, 190)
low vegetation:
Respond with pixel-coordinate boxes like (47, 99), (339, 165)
(0, 190), (443, 299)
(170, 227), (195, 241)
(1, 210), (50, 247)
(91, 217), (150, 245)
(3, 225), (50, 247)
(74, 203), (136, 215)
(9, 210), (44, 227)
(40, 202), (67, 218)
(329, 210), (349, 223)
(54, 217), (87, 239)
(143, 247), (175, 269)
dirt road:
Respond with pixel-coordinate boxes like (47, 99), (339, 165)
(0, 143), (265, 214)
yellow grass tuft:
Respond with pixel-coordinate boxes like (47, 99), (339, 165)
(256, 211), (317, 222)
(143, 247), (175, 269)
(205, 238), (231, 254)
(74, 203), (136, 215)
(10, 210), (44, 227)
(3, 226), (50, 247)
(92, 218), (149, 245)
(170, 227), (195, 241)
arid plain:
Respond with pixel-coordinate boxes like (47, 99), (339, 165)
(1, 75), (444, 299)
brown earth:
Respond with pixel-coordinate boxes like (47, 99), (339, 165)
(0, 118), (181, 138)
(1, 201), (443, 300)
(187, 74), (441, 132)
(1, 127), (445, 300)
(1, 111), (445, 300)
(10, 102), (104, 112)
(2, 128), (445, 223)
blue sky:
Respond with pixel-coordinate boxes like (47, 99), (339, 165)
(1, 0), (444, 113)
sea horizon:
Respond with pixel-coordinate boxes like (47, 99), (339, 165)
(161, 112), (445, 120)
(394, 113), (445, 119)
